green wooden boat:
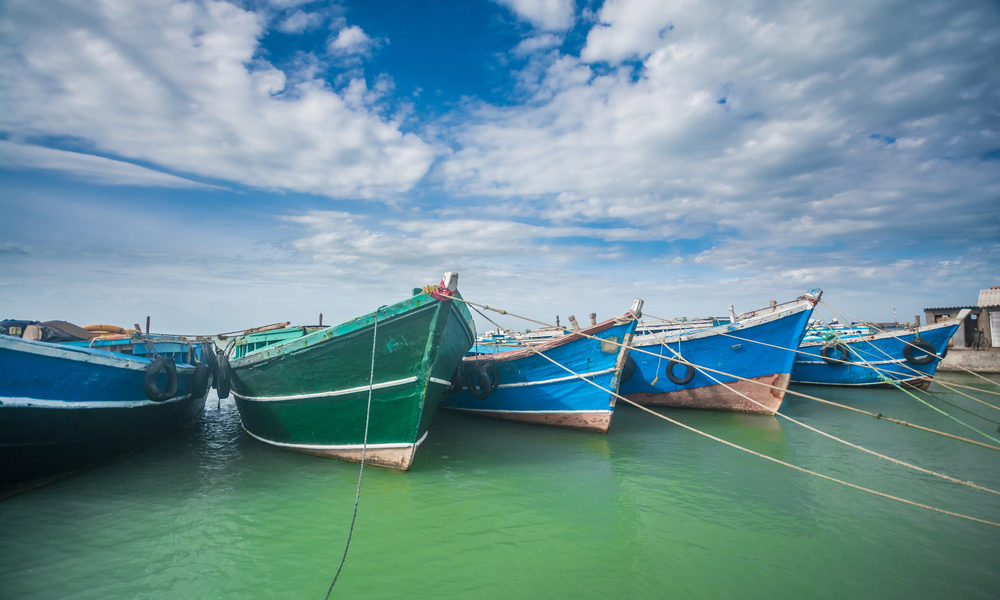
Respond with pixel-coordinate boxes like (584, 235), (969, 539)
(224, 273), (475, 471)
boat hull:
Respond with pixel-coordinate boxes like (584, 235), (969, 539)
(0, 335), (209, 491)
(791, 318), (963, 387)
(228, 290), (475, 471)
(621, 295), (816, 414)
(442, 316), (639, 433)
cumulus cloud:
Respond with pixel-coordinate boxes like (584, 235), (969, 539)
(438, 0), (1000, 265)
(327, 25), (372, 54)
(0, 0), (434, 199)
(495, 0), (575, 31)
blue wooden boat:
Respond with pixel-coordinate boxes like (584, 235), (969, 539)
(620, 292), (820, 414)
(0, 322), (214, 492)
(441, 299), (644, 432)
(790, 309), (969, 388)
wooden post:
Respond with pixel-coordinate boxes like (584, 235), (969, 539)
(728, 305), (736, 323)
(145, 316), (150, 334)
(319, 313), (323, 326)
(589, 312), (597, 326)
(568, 315), (580, 331)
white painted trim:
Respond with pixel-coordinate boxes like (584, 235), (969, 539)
(794, 358), (903, 366)
(243, 428), (429, 450)
(450, 407), (611, 415)
(0, 335), (152, 370)
(0, 394), (193, 409)
(495, 367), (616, 389)
(233, 375), (448, 402)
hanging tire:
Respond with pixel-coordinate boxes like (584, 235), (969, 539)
(214, 349), (231, 399)
(190, 363), (211, 398)
(820, 343), (850, 365)
(904, 340), (937, 365)
(620, 355), (636, 384)
(464, 361), (500, 400)
(144, 357), (179, 402)
(665, 358), (695, 385)
(200, 342), (218, 374)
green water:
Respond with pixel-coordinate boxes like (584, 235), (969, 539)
(2, 373), (999, 599)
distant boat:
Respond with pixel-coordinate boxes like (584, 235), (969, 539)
(620, 291), (821, 414)
(222, 273), (475, 471)
(790, 309), (970, 388)
(441, 299), (643, 432)
(0, 321), (213, 493)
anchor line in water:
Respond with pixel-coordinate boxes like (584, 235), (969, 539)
(642, 343), (1000, 497)
(455, 297), (1000, 452)
(463, 295), (1000, 497)
(530, 350), (1000, 528)
(459, 297), (1000, 493)
(325, 306), (382, 599)
(702, 329), (1000, 441)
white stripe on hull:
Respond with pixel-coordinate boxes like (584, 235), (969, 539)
(494, 367), (615, 390)
(450, 407), (611, 415)
(233, 375), (451, 402)
(243, 427), (429, 451)
(0, 394), (193, 409)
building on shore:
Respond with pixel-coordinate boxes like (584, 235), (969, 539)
(924, 287), (1000, 373)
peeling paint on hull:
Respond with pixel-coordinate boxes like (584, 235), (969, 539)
(627, 373), (788, 414)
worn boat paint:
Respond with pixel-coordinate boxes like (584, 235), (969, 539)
(790, 309), (969, 388)
(226, 273), (476, 471)
(441, 300), (643, 433)
(0, 334), (211, 492)
(620, 292), (820, 414)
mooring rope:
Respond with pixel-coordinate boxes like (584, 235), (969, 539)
(702, 328), (1000, 441)
(641, 342), (1000, 497)
(816, 299), (1000, 389)
(530, 350), (1000, 528)
(455, 296), (1000, 452)
(324, 306), (382, 599)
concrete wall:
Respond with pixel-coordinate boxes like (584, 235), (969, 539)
(938, 348), (1000, 373)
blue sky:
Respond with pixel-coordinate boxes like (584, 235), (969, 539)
(1, 0), (998, 334)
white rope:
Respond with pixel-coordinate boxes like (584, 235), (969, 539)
(531, 350), (1000, 528)
(325, 306), (382, 598)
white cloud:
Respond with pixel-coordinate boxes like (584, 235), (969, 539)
(0, 0), (433, 199)
(0, 141), (217, 188)
(438, 0), (1000, 259)
(495, 0), (575, 31)
(327, 25), (371, 54)
(276, 9), (324, 34)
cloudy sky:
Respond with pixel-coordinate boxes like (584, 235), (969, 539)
(1, 0), (998, 334)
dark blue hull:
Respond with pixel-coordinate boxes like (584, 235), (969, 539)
(443, 313), (639, 432)
(621, 294), (817, 413)
(790, 315), (965, 387)
(1, 335), (210, 492)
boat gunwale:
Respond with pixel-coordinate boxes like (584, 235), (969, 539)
(230, 292), (475, 368)
(797, 308), (970, 349)
(632, 295), (816, 347)
(463, 313), (638, 363)
(0, 335), (199, 372)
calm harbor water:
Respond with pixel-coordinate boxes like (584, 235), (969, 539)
(2, 373), (999, 599)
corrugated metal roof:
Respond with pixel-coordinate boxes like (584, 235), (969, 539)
(979, 287), (1000, 307)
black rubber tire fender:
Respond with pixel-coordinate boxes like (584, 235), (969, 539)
(190, 363), (211, 399)
(665, 358), (695, 385)
(620, 355), (636, 384)
(464, 361), (500, 400)
(820, 343), (850, 365)
(904, 340), (937, 365)
(144, 357), (179, 402)
(214, 349), (231, 400)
